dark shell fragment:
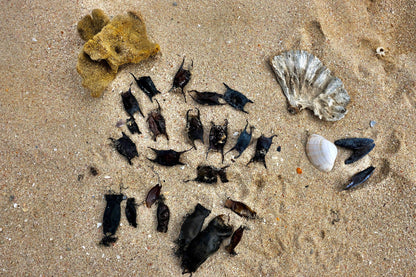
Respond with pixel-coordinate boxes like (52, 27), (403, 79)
(157, 197), (170, 233)
(147, 99), (169, 141)
(335, 138), (375, 164)
(125, 198), (138, 228)
(145, 183), (162, 208)
(345, 143), (375, 164)
(121, 87), (144, 117)
(344, 166), (376, 190)
(100, 193), (124, 246)
(170, 57), (193, 102)
(247, 134), (276, 169)
(130, 74), (161, 102)
(222, 83), (253, 113)
(187, 165), (229, 184)
(147, 147), (191, 166)
(176, 203), (211, 256)
(207, 119), (228, 163)
(225, 120), (254, 158)
(225, 225), (247, 256)
(186, 108), (204, 149)
(109, 132), (138, 165)
(224, 198), (257, 219)
(334, 138), (374, 149)
(189, 90), (225, 106)
(126, 116), (141, 134)
(181, 215), (233, 274)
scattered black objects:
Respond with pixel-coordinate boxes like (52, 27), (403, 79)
(170, 57), (193, 102)
(145, 183), (162, 208)
(89, 166), (99, 176)
(335, 138), (375, 164)
(224, 198), (257, 219)
(207, 119), (228, 163)
(186, 108), (204, 149)
(176, 203), (211, 256)
(126, 116), (141, 134)
(225, 225), (247, 256)
(157, 197), (170, 233)
(189, 90), (225, 106)
(125, 198), (138, 228)
(225, 120), (254, 158)
(344, 166), (376, 190)
(247, 134), (276, 169)
(100, 193), (124, 246)
(147, 147), (191, 166)
(121, 87), (144, 117)
(109, 132), (138, 165)
(147, 99), (169, 141)
(222, 83), (253, 113)
(130, 74), (161, 102)
(185, 165), (229, 184)
(181, 215), (233, 275)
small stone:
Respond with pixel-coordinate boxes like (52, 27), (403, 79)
(172, 2), (177, 6)
(370, 120), (376, 128)
(97, 222), (102, 228)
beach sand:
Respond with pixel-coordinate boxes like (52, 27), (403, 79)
(1, 0), (415, 275)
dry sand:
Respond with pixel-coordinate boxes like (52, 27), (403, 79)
(1, 0), (415, 276)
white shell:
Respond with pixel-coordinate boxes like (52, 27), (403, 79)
(270, 50), (350, 121)
(306, 134), (337, 172)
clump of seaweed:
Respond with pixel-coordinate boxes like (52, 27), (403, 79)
(77, 10), (160, 97)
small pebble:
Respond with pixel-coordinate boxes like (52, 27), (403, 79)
(172, 1), (177, 6)
(370, 120), (376, 128)
(0, 228), (3, 232)
(97, 222), (102, 228)
(13, 203), (18, 208)
(32, 37), (37, 42)
(276, 146), (281, 152)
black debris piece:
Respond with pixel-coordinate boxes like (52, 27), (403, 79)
(109, 132), (138, 165)
(335, 138), (375, 165)
(170, 57), (193, 102)
(247, 134), (276, 169)
(224, 198), (257, 219)
(145, 184), (162, 208)
(189, 90), (225, 106)
(186, 108), (204, 149)
(222, 83), (253, 113)
(225, 120), (254, 158)
(147, 147), (191, 166)
(185, 165), (229, 184)
(125, 198), (138, 228)
(147, 99), (169, 141)
(206, 119), (228, 163)
(225, 225), (247, 256)
(276, 146), (281, 152)
(181, 215), (233, 275)
(100, 193), (124, 246)
(89, 166), (99, 176)
(130, 74), (161, 102)
(344, 166), (376, 190)
(121, 87), (144, 117)
(126, 116), (141, 134)
(157, 197), (170, 233)
(176, 203), (211, 256)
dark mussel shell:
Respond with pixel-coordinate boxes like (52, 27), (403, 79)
(145, 183), (162, 208)
(344, 166), (376, 190)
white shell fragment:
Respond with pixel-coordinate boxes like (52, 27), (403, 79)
(270, 50), (350, 121)
(306, 134), (337, 172)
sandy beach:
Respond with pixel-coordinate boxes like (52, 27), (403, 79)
(1, 0), (415, 275)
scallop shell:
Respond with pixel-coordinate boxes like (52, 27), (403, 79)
(270, 50), (350, 121)
(306, 134), (337, 172)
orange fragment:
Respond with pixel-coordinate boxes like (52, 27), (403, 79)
(296, 167), (302, 174)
